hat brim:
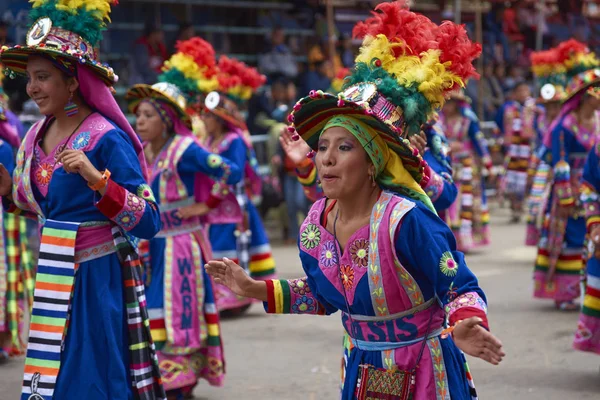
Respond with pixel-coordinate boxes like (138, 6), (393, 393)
(126, 84), (192, 130)
(290, 92), (424, 183)
(563, 77), (600, 103)
(0, 45), (116, 86)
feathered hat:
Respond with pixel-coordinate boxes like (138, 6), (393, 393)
(530, 47), (568, 103)
(0, 0), (118, 85)
(126, 37), (219, 130)
(288, 0), (480, 184)
(204, 56), (266, 129)
(556, 39), (600, 101)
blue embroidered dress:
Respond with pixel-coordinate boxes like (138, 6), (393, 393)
(264, 191), (489, 400)
(5, 113), (163, 399)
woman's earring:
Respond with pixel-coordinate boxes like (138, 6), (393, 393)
(162, 128), (168, 139)
(64, 92), (79, 117)
(370, 174), (376, 187)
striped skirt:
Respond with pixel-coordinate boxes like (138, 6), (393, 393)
(574, 256), (600, 354)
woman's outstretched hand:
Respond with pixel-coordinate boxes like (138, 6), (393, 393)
(279, 126), (311, 166)
(0, 164), (13, 197)
(205, 258), (268, 301)
(452, 317), (505, 365)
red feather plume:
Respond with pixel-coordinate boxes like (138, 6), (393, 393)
(435, 22), (482, 83)
(530, 48), (558, 66)
(555, 39), (589, 63)
(217, 56), (266, 91)
(176, 37), (217, 77)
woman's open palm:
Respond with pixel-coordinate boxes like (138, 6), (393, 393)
(453, 317), (505, 365)
(0, 164), (13, 197)
(279, 127), (311, 165)
(205, 258), (252, 297)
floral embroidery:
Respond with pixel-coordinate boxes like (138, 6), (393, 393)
(71, 131), (91, 150)
(117, 210), (137, 229)
(35, 162), (53, 186)
(439, 251), (458, 277)
(319, 241), (338, 268)
(291, 295), (316, 314)
(444, 292), (488, 315)
(349, 239), (369, 268)
(207, 154), (223, 168)
(340, 265), (355, 291)
(137, 184), (156, 203)
(290, 278), (311, 295)
(126, 192), (146, 212)
(300, 223), (321, 249)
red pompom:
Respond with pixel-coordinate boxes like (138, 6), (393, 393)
(176, 37), (217, 77)
(556, 39), (589, 63)
(217, 56), (266, 93)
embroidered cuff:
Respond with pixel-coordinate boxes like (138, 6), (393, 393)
(445, 292), (489, 330)
(297, 163), (317, 186)
(423, 169), (445, 202)
(263, 278), (325, 315)
(95, 180), (147, 231)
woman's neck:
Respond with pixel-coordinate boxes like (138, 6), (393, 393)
(148, 135), (170, 160)
(210, 127), (227, 145)
(576, 104), (596, 121)
(53, 104), (92, 137)
(336, 185), (381, 223)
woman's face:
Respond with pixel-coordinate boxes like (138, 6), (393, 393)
(315, 126), (373, 200)
(545, 101), (561, 121)
(135, 102), (166, 142)
(585, 91), (600, 111)
(442, 100), (459, 116)
(26, 56), (77, 116)
(201, 113), (222, 136)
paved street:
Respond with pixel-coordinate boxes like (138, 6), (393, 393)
(1, 206), (599, 399)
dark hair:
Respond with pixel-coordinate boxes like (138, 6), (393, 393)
(144, 20), (161, 37)
(176, 23), (193, 37)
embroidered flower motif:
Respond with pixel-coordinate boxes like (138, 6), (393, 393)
(319, 241), (338, 268)
(300, 224), (321, 249)
(339, 264), (355, 291)
(207, 154), (223, 168)
(126, 192), (145, 212)
(291, 295), (316, 314)
(117, 210), (137, 229)
(349, 239), (369, 268)
(137, 184), (156, 203)
(290, 278), (311, 295)
(35, 162), (53, 186)
(439, 251), (458, 277)
(71, 131), (90, 150)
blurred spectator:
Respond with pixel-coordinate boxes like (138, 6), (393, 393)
(504, 65), (524, 93)
(299, 59), (332, 98)
(338, 34), (355, 68)
(483, 3), (511, 63)
(247, 76), (290, 138)
(170, 22), (195, 54)
(517, 0), (552, 51)
(129, 21), (167, 85)
(483, 63), (505, 120)
(258, 26), (298, 81)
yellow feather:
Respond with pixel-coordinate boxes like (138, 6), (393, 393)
(32, 0), (113, 22)
(165, 53), (213, 82)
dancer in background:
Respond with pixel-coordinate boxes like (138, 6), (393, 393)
(534, 40), (600, 311)
(0, 72), (34, 361)
(525, 48), (568, 246)
(207, 3), (504, 399)
(501, 81), (536, 222)
(126, 37), (239, 398)
(179, 57), (273, 315)
(0, 0), (165, 398)
(439, 90), (493, 252)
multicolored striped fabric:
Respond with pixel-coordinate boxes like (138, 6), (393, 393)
(111, 225), (166, 400)
(22, 220), (80, 400)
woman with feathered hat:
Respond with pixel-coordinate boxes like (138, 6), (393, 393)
(125, 37), (241, 399)
(438, 89), (493, 252)
(534, 40), (600, 311)
(206, 2), (504, 399)
(179, 56), (274, 315)
(0, 1), (165, 398)
(524, 47), (568, 246)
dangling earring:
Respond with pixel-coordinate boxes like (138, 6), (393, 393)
(64, 92), (79, 117)
(316, 179), (321, 185)
(370, 173), (376, 187)
(162, 127), (168, 139)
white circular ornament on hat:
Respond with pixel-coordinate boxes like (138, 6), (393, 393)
(27, 18), (53, 46)
(540, 84), (556, 101)
(205, 91), (221, 110)
(342, 82), (377, 104)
